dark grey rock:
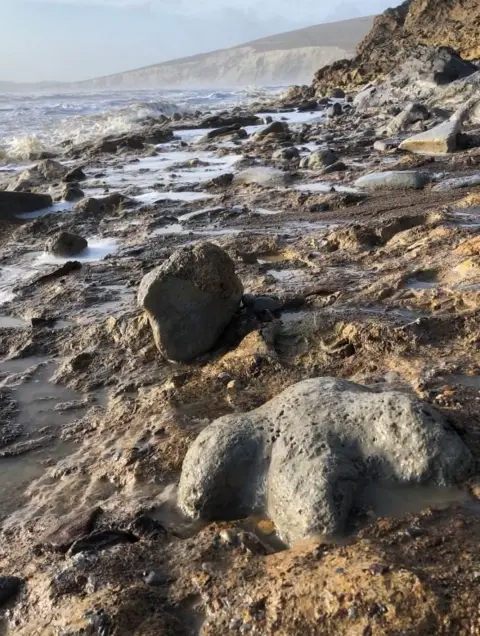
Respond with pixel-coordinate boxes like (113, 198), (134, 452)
(327, 103), (343, 117)
(64, 166), (87, 182)
(138, 242), (243, 362)
(69, 529), (138, 555)
(46, 231), (88, 257)
(178, 378), (473, 545)
(0, 191), (52, 218)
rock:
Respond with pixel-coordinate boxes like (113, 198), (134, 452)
(64, 166), (86, 182)
(331, 88), (346, 98)
(61, 184), (84, 201)
(245, 295), (283, 315)
(253, 121), (290, 140)
(0, 191), (52, 218)
(327, 103), (343, 117)
(46, 231), (88, 257)
(196, 124), (241, 143)
(34, 261), (82, 285)
(297, 99), (319, 112)
(272, 147), (300, 162)
(73, 193), (130, 217)
(354, 170), (429, 190)
(432, 174), (480, 191)
(178, 377), (473, 545)
(36, 159), (68, 181)
(233, 167), (292, 188)
(200, 113), (261, 129)
(386, 103), (430, 135)
(374, 139), (398, 152)
(43, 508), (103, 552)
(399, 118), (461, 155)
(69, 529), (138, 555)
(0, 576), (23, 608)
(137, 242), (243, 362)
(301, 149), (338, 170)
(322, 161), (347, 175)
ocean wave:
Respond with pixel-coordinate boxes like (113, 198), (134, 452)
(0, 97), (184, 163)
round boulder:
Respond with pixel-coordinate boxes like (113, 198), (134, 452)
(46, 231), (88, 257)
(137, 242), (243, 362)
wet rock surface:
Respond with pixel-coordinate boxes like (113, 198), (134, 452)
(179, 377), (472, 544)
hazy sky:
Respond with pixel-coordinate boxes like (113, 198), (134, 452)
(1, 0), (399, 82)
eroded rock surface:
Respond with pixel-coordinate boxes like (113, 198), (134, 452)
(179, 377), (473, 544)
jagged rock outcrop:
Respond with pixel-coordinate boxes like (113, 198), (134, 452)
(313, 0), (480, 94)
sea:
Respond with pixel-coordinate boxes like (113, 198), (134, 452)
(0, 86), (286, 163)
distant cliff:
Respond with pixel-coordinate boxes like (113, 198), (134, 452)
(15, 16), (369, 91)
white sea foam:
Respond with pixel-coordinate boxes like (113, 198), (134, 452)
(0, 86), (284, 164)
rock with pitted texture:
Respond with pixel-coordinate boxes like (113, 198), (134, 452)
(178, 377), (473, 545)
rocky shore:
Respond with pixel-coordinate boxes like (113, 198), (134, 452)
(1, 4), (480, 633)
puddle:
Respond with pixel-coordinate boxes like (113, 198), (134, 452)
(280, 309), (311, 325)
(267, 269), (312, 289)
(134, 191), (215, 204)
(295, 182), (359, 194)
(257, 253), (289, 264)
(405, 279), (438, 290)
(0, 315), (29, 329)
(16, 201), (75, 220)
(361, 483), (472, 520)
(0, 358), (86, 519)
(255, 208), (282, 216)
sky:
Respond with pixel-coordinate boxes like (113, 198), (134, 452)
(0, 0), (399, 83)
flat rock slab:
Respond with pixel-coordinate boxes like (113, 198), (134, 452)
(355, 170), (429, 190)
(399, 119), (460, 155)
(178, 378), (473, 545)
(0, 191), (52, 218)
(233, 167), (292, 188)
(432, 174), (480, 191)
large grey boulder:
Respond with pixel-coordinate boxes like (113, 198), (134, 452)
(0, 191), (52, 218)
(355, 170), (429, 190)
(233, 167), (292, 188)
(46, 231), (88, 257)
(178, 378), (473, 545)
(138, 242), (243, 362)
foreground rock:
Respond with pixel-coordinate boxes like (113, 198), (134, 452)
(0, 191), (52, 218)
(355, 170), (429, 190)
(46, 231), (88, 257)
(179, 377), (473, 545)
(138, 242), (243, 362)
